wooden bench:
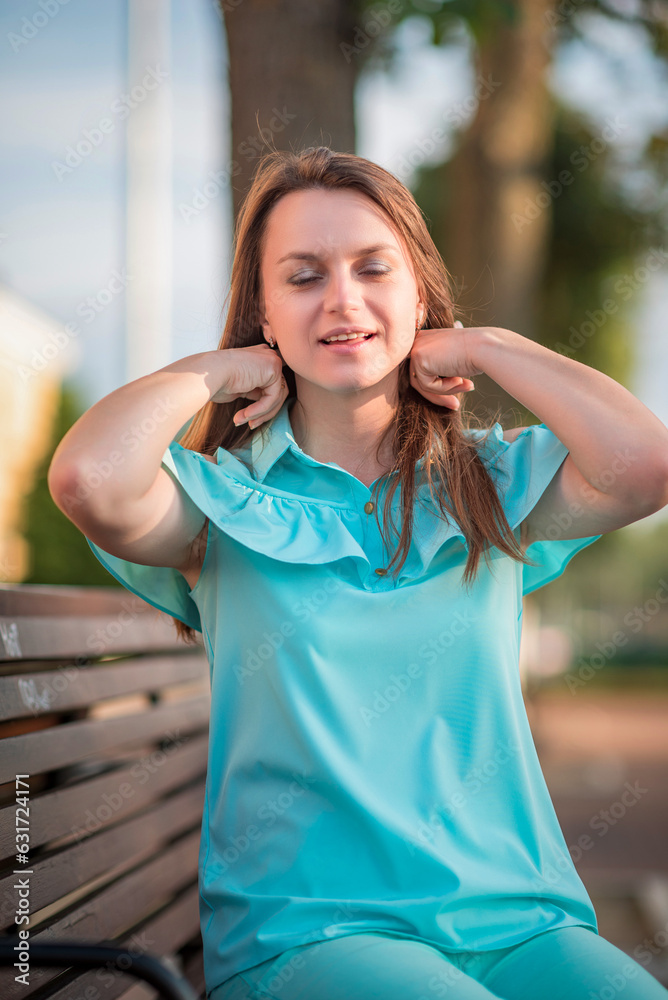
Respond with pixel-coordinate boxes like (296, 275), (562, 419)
(0, 583), (211, 1000)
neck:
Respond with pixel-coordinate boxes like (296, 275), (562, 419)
(289, 378), (398, 485)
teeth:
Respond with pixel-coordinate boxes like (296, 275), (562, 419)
(324, 332), (372, 343)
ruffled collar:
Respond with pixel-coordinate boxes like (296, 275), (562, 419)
(243, 396), (428, 485)
(159, 413), (577, 594)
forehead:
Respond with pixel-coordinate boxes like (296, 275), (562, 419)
(261, 187), (409, 264)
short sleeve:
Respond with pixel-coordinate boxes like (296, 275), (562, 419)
(473, 422), (602, 597)
(85, 446), (202, 633)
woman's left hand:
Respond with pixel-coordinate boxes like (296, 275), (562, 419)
(409, 322), (484, 410)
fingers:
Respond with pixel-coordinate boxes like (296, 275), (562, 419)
(409, 371), (474, 410)
(234, 374), (289, 429)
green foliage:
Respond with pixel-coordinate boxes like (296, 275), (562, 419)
(20, 381), (123, 587)
(412, 99), (660, 385)
(535, 102), (661, 386)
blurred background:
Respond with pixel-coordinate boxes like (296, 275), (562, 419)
(1, 0), (667, 982)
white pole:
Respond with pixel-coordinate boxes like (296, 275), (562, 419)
(125, 0), (172, 382)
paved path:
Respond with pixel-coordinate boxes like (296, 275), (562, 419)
(528, 687), (668, 983)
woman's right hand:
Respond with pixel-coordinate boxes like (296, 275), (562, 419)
(210, 344), (289, 429)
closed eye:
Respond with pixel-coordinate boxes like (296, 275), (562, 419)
(288, 265), (392, 287)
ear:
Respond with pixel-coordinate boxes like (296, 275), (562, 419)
(260, 317), (272, 343)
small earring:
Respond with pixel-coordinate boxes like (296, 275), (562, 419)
(267, 335), (276, 348)
(415, 318), (421, 333)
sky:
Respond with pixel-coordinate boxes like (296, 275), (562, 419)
(1, 0), (667, 530)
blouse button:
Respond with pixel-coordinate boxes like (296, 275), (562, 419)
(374, 567), (387, 576)
(364, 501), (374, 514)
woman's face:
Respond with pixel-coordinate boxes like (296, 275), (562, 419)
(259, 187), (425, 397)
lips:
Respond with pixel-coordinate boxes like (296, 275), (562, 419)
(320, 333), (377, 351)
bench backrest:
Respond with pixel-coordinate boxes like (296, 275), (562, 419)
(0, 584), (210, 1000)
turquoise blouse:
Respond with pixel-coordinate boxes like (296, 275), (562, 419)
(86, 397), (602, 996)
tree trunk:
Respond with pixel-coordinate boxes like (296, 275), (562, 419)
(223, 0), (358, 221)
(440, 0), (558, 425)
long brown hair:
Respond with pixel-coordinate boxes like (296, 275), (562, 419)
(173, 146), (535, 644)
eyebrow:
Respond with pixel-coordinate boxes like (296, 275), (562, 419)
(275, 243), (399, 265)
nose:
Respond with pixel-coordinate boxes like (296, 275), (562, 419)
(322, 264), (364, 315)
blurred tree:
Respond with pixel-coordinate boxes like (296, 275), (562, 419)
(359, 0), (668, 422)
(221, 0), (359, 219)
(415, 98), (660, 391)
(220, 0), (667, 430)
(21, 382), (123, 587)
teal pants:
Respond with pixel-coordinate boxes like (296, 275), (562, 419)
(211, 927), (668, 1000)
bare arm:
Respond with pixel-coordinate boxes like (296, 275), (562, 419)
(48, 346), (286, 573)
(49, 352), (229, 510)
(471, 328), (668, 543)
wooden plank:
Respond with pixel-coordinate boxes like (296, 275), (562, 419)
(0, 613), (201, 662)
(0, 782), (205, 926)
(1, 832), (201, 999)
(116, 983), (157, 1000)
(0, 733), (208, 856)
(0, 585), (150, 618)
(0, 654), (209, 721)
(0, 585), (207, 1000)
(5, 884), (202, 1000)
(182, 950), (206, 1000)
(0, 695), (210, 783)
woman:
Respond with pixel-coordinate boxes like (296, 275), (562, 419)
(48, 147), (668, 999)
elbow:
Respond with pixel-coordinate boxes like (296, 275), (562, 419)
(48, 461), (87, 524)
(632, 463), (668, 515)
(48, 459), (111, 527)
(654, 470), (668, 513)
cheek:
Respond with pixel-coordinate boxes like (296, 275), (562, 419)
(264, 283), (293, 320)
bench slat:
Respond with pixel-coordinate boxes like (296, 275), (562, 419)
(18, 884), (202, 1000)
(0, 585), (151, 617)
(0, 733), (208, 857)
(0, 585), (207, 1000)
(0, 613), (198, 662)
(0, 783), (205, 928)
(1, 831), (200, 999)
(0, 653), (208, 721)
(0, 694), (210, 783)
